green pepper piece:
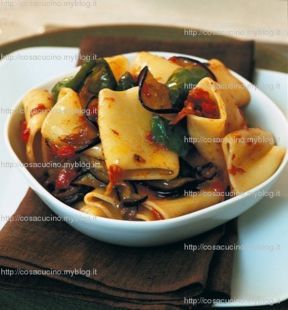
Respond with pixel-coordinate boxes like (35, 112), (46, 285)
(151, 115), (192, 158)
(117, 72), (135, 90)
(51, 59), (97, 101)
(66, 58), (97, 91)
(86, 58), (117, 96)
(51, 76), (73, 101)
(166, 67), (209, 109)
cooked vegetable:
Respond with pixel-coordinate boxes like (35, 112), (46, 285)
(146, 178), (200, 198)
(83, 144), (104, 160)
(179, 157), (197, 178)
(75, 137), (101, 153)
(70, 59), (98, 90)
(170, 87), (220, 125)
(115, 182), (148, 220)
(138, 58), (216, 114)
(185, 87), (220, 119)
(51, 59), (97, 100)
(78, 58), (117, 109)
(138, 66), (179, 113)
(146, 177), (197, 191)
(196, 162), (217, 180)
(85, 58), (117, 96)
(55, 168), (78, 190)
(84, 96), (98, 124)
(117, 72), (135, 90)
(151, 115), (192, 158)
(116, 182), (148, 207)
(53, 185), (92, 204)
(51, 77), (73, 101)
(43, 164), (92, 204)
(115, 182), (136, 200)
(145, 158), (206, 197)
(164, 56), (217, 110)
(169, 56), (217, 81)
(120, 194), (148, 207)
(147, 160), (216, 198)
(166, 68), (209, 110)
(80, 155), (109, 184)
(72, 172), (104, 188)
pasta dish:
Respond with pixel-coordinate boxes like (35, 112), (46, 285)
(19, 52), (285, 221)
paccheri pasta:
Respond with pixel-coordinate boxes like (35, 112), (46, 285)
(20, 52), (286, 221)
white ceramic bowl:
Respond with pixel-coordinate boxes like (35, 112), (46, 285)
(5, 52), (288, 246)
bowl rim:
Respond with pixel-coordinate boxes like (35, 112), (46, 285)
(5, 51), (288, 228)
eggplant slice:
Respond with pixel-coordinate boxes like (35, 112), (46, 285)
(138, 66), (180, 114)
(80, 155), (109, 184)
(84, 96), (98, 125)
(196, 162), (217, 180)
(145, 177), (202, 198)
(145, 160), (218, 198)
(74, 135), (101, 154)
(72, 172), (105, 188)
(115, 182), (148, 207)
(138, 58), (217, 114)
(53, 185), (92, 205)
(115, 181), (148, 221)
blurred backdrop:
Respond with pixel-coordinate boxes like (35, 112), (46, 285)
(0, 0), (287, 45)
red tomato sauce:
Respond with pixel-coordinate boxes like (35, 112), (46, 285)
(50, 144), (76, 159)
(186, 88), (220, 119)
(30, 104), (48, 117)
(151, 208), (164, 220)
(229, 165), (245, 176)
(55, 168), (77, 190)
(171, 88), (220, 125)
(20, 120), (30, 144)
